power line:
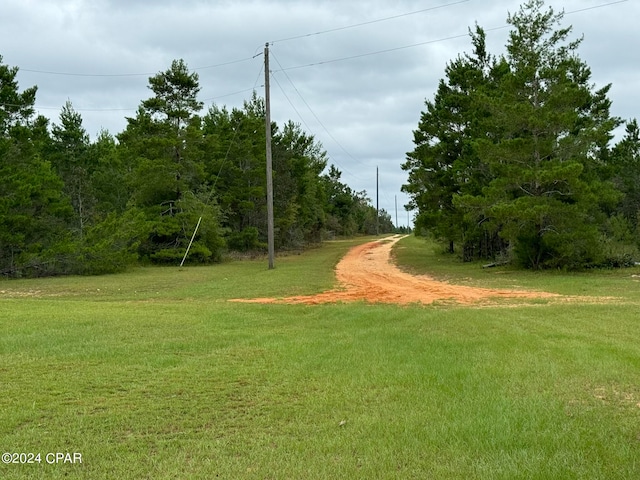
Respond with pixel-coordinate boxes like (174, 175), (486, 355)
(14, 0), (626, 80)
(15, 2), (471, 79)
(270, 66), (363, 182)
(270, 0), (471, 44)
(565, 0), (627, 15)
(270, 51), (368, 181)
(6, 0), (629, 116)
(0, 86), (261, 113)
(272, 0), (629, 72)
(270, 73), (312, 134)
(19, 56), (256, 78)
(274, 31), (483, 72)
(202, 87), (263, 104)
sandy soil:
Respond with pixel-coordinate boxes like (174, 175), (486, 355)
(233, 235), (560, 306)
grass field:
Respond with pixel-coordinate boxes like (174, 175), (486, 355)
(1, 235), (640, 479)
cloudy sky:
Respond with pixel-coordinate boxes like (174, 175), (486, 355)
(1, 0), (637, 227)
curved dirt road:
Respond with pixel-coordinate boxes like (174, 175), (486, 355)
(234, 235), (559, 306)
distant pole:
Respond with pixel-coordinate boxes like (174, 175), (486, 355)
(376, 166), (379, 236)
(395, 195), (398, 230)
(264, 43), (275, 269)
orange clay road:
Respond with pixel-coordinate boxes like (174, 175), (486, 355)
(232, 235), (561, 306)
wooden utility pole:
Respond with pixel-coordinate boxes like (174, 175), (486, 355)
(395, 195), (398, 230)
(264, 43), (275, 269)
(376, 166), (379, 236)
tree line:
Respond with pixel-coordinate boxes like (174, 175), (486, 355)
(402, 0), (640, 270)
(0, 58), (394, 277)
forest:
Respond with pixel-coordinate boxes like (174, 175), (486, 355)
(0, 57), (394, 278)
(4, 0), (639, 277)
(402, 0), (640, 270)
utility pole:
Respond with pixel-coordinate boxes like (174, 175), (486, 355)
(376, 166), (379, 236)
(395, 195), (398, 231)
(264, 43), (275, 269)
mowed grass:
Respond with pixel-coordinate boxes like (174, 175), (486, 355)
(393, 234), (640, 301)
(1, 235), (639, 479)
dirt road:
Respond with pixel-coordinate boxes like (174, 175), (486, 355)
(234, 235), (559, 306)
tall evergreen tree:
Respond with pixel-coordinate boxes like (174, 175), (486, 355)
(611, 120), (640, 227)
(49, 101), (93, 237)
(202, 94), (268, 250)
(0, 57), (73, 276)
(402, 26), (502, 257)
(463, 0), (620, 268)
(404, 0), (621, 269)
(0, 55), (36, 135)
(272, 120), (327, 247)
(118, 59), (222, 264)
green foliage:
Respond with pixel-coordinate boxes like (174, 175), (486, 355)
(89, 130), (130, 214)
(0, 54), (36, 134)
(0, 54), (392, 277)
(610, 119), (640, 236)
(202, 96), (267, 238)
(48, 100), (94, 236)
(322, 165), (393, 237)
(136, 192), (223, 265)
(403, 0), (631, 270)
(402, 25), (502, 257)
(226, 226), (265, 252)
(117, 61), (224, 265)
(272, 120), (328, 247)
(142, 58), (203, 129)
(0, 69), (75, 277)
(71, 210), (146, 274)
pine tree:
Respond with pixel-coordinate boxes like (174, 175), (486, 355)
(405, 0), (621, 269)
(402, 26), (504, 258)
(610, 119), (640, 242)
(49, 101), (93, 237)
(118, 59), (222, 264)
(0, 57), (74, 277)
(470, 0), (619, 268)
(201, 94), (268, 250)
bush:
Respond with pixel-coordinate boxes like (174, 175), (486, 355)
(226, 227), (266, 252)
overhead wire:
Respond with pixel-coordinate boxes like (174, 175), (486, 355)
(6, 0), (630, 132)
(274, 30), (484, 73)
(17, 1), (471, 78)
(273, 0), (629, 73)
(0, 85), (262, 114)
(209, 63), (265, 193)
(270, 0), (471, 44)
(14, 0), (626, 81)
(565, 0), (627, 14)
(270, 67), (363, 183)
(181, 62), (265, 265)
(269, 73), (312, 134)
(19, 56), (256, 78)
(270, 50), (368, 182)
(6, 0), (629, 229)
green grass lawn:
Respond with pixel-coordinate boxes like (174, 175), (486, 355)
(1, 235), (639, 479)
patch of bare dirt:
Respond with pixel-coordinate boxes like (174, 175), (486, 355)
(232, 235), (561, 306)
